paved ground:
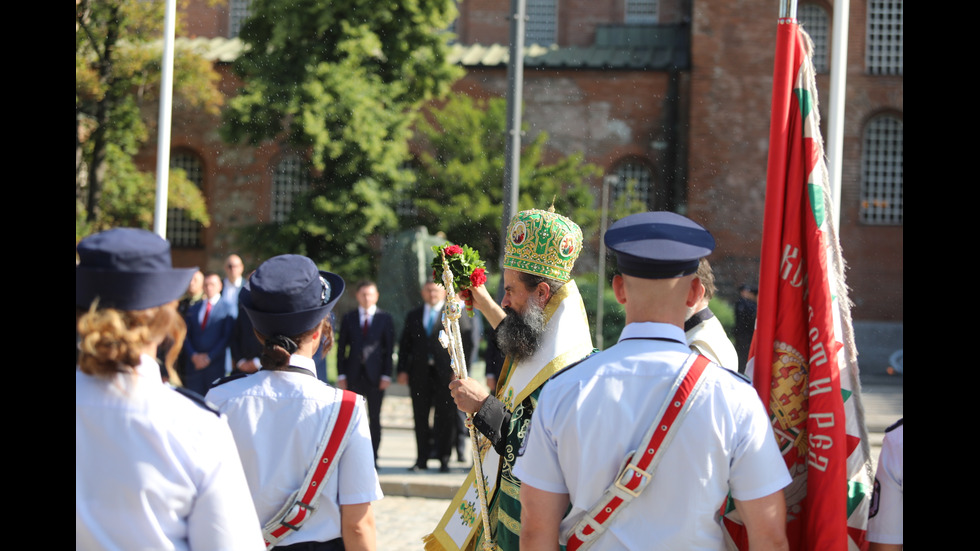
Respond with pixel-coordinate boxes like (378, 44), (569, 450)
(370, 368), (903, 549)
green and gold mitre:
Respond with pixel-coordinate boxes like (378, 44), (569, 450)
(503, 207), (583, 282)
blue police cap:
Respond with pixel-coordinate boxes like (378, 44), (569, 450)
(604, 212), (715, 279)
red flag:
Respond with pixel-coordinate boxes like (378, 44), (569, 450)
(725, 16), (873, 551)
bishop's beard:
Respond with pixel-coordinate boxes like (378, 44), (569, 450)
(496, 299), (546, 362)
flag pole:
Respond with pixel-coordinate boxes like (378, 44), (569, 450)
(826, 0), (850, 231)
(153, 0), (177, 239)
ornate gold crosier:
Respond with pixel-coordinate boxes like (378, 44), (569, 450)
(436, 250), (495, 551)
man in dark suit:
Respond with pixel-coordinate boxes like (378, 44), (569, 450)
(229, 296), (262, 375)
(182, 272), (234, 395)
(337, 280), (395, 463)
(397, 281), (473, 472)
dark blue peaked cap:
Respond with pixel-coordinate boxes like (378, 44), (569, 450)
(76, 228), (197, 311)
(604, 212), (715, 279)
(240, 254), (345, 337)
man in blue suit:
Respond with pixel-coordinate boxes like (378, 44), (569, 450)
(337, 280), (394, 464)
(182, 272), (234, 395)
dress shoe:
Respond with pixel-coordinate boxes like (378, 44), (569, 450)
(439, 463), (450, 473)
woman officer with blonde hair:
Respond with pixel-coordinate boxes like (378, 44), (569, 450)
(76, 227), (263, 550)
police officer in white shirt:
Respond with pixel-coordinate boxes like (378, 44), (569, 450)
(76, 228), (263, 550)
(207, 255), (382, 551)
(515, 212), (791, 551)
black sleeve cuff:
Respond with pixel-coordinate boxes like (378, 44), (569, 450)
(474, 395), (511, 455)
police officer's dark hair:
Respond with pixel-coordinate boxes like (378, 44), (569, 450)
(255, 317), (334, 370)
(516, 271), (566, 298)
(696, 258), (716, 300)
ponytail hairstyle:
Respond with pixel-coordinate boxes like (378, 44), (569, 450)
(255, 316), (334, 371)
(77, 300), (186, 385)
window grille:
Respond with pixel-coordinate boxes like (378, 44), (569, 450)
(271, 154), (310, 223)
(625, 0), (659, 24)
(798, 4), (830, 73)
(611, 161), (653, 209)
(167, 151), (204, 248)
(396, 160), (419, 218)
(859, 115), (903, 225)
(525, 0), (557, 45)
(229, 0), (253, 39)
(866, 0), (903, 75)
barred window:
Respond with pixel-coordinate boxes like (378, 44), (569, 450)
(860, 115), (903, 225)
(396, 159), (419, 218)
(610, 160), (654, 211)
(625, 0), (659, 24)
(229, 0), (253, 39)
(525, 0), (557, 45)
(866, 0), (903, 75)
(798, 3), (830, 73)
(271, 154), (311, 223)
(167, 151), (204, 248)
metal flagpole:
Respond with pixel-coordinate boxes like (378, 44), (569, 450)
(153, 0), (177, 239)
(499, 0), (527, 275)
(826, 0), (850, 232)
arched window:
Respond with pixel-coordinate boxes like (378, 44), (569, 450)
(860, 114), (903, 225)
(798, 3), (830, 73)
(271, 153), (311, 223)
(167, 151), (203, 248)
(609, 159), (655, 211)
(526, 0), (557, 45)
(866, 0), (903, 75)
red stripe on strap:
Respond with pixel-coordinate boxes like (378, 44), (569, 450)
(300, 390), (357, 504)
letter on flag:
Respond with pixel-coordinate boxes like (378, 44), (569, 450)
(721, 15), (874, 551)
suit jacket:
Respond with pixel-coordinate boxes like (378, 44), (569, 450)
(337, 308), (395, 385)
(398, 304), (473, 383)
(183, 298), (234, 370)
(230, 307), (263, 372)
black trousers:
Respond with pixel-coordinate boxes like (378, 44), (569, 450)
(409, 364), (455, 466)
(348, 371), (384, 460)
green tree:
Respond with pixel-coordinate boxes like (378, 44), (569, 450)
(76, 0), (219, 240)
(222, 0), (462, 278)
(407, 94), (602, 267)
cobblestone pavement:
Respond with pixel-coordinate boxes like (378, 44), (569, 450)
(374, 495), (450, 550)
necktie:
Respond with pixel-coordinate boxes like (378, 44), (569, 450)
(362, 314), (369, 336)
(202, 301), (212, 329)
(425, 308), (436, 336)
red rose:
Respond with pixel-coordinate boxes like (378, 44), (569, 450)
(444, 244), (464, 256)
(469, 268), (487, 287)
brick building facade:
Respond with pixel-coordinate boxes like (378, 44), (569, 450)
(146, 0), (902, 322)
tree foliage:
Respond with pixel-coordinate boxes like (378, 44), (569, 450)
(407, 94), (603, 268)
(223, 0), (462, 278)
(76, 0), (220, 241)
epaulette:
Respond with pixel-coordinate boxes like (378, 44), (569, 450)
(718, 365), (752, 385)
(172, 386), (221, 417)
(208, 371), (250, 389)
(549, 348), (600, 380)
(885, 418), (903, 433)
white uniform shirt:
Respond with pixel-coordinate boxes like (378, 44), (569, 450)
(76, 355), (263, 551)
(206, 355), (383, 546)
(514, 322), (790, 551)
(868, 422), (903, 545)
(686, 312), (739, 371)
